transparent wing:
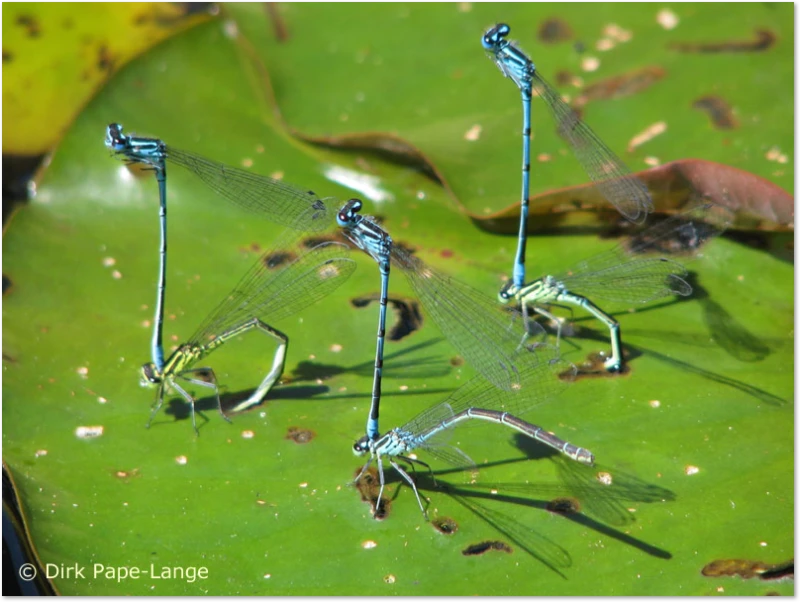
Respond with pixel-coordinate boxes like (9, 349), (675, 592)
(552, 455), (677, 527)
(390, 404), (477, 472)
(168, 146), (336, 232)
(531, 71), (653, 224)
(393, 247), (547, 392)
(556, 201), (733, 303)
(189, 239), (355, 345)
(445, 483), (573, 572)
(561, 257), (690, 304)
(418, 443), (477, 473)
(401, 346), (575, 435)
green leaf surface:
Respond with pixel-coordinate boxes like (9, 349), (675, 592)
(2, 2), (210, 155)
(232, 3), (794, 214)
(2, 9), (793, 596)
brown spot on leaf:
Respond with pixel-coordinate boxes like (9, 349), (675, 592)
(302, 234), (342, 249)
(538, 18), (573, 43)
(284, 426), (315, 444)
(354, 466), (390, 520)
(702, 558), (794, 581)
(263, 251), (296, 269)
(670, 29), (776, 53)
(574, 66), (666, 109)
(555, 70), (575, 87)
(97, 44), (114, 72)
(693, 96), (737, 129)
(16, 14), (40, 37)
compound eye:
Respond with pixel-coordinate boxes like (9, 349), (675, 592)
(105, 123), (125, 147)
(337, 198), (363, 225)
(498, 281), (516, 301)
(352, 436), (370, 455)
(141, 363), (160, 384)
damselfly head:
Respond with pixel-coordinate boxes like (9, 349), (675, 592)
(140, 362), (162, 387)
(353, 435), (371, 456)
(105, 123), (127, 151)
(497, 280), (520, 303)
(336, 198), (363, 227)
(482, 23), (510, 51)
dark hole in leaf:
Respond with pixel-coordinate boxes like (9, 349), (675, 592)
(432, 517), (459, 535)
(462, 541), (513, 556)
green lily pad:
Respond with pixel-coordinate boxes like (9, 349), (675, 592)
(2, 2), (210, 155)
(2, 11), (793, 596)
(230, 3), (793, 215)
